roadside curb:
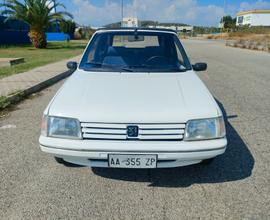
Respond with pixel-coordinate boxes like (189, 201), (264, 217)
(1, 69), (74, 110)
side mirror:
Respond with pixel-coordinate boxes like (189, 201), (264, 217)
(192, 63), (207, 71)
(67, 61), (77, 70)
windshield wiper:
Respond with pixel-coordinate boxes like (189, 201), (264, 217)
(120, 67), (134, 72)
(84, 62), (186, 72)
(123, 64), (187, 72)
(120, 64), (153, 71)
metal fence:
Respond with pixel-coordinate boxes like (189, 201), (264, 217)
(0, 30), (30, 44)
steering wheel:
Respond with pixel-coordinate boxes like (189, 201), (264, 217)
(145, 56), (170, 65)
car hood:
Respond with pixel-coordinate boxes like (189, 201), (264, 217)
(48, 69), (220, 123)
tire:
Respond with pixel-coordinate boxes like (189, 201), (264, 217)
(54, 157), (64, 164)
(54, 157), (84, 167)
(201, 158), (215, 165)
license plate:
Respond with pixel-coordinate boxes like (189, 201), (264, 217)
(108, 154), (157, 168)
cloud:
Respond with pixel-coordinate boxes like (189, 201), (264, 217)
(72, 0), (122, 26)
(240, 0), (270, 12)
(71, 0), (270, 27)
(72, 0), (225, 27)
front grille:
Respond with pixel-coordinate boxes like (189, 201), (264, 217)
(81, 122), (186, 141)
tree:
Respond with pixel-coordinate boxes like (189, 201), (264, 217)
(220, 16), (236, 29)
(60, 20), (76, 38)
(0, 0), (73, 48)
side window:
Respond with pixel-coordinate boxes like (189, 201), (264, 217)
(87, 34), (111, 63)
(174, 41), (184, 65)
(87, 35), (100, 62)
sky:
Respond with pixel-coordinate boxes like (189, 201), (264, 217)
(59, 0), (270, 27)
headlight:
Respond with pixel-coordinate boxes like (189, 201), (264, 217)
(184, 117), (225, 141)
(41, 116), (82, 139)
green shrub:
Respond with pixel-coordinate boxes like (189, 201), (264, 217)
(0, 96), (11, 109)
(233, 26), (270, 34)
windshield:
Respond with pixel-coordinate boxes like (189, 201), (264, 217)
(79, 31), (192, 72)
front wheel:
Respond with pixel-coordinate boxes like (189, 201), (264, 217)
(54, 157), (84, 167)
(54, 157), (64, 164)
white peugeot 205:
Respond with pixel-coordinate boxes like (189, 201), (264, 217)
(39, 28), (227, 169)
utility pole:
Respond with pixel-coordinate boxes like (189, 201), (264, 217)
(122, 0), (124, 20)
(52, 0), (60, 32)
(53, 0), (57, 18)
(220, 0), (226, 37)
(4, 0), (7, 14)
(121, 0), (124, 26)
(222, 0), (226, 32)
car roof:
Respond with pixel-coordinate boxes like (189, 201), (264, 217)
(96, 27), (177, 34)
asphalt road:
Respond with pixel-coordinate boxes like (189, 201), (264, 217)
(0, 40), (270, 220)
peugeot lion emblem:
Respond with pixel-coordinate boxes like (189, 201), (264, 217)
(127, 125), (139, 138)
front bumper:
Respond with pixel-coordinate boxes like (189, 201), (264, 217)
(39, 136), (227, 168)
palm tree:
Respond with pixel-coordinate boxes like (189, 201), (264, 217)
(0, 0), (73, 48)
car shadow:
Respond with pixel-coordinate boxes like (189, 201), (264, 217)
(91, 100), (254, 187)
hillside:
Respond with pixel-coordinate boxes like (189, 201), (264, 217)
(105, 20), (189, 28)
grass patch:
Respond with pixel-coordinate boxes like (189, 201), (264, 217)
(0, 96), (11, 109)
(0, 40), (87, 78)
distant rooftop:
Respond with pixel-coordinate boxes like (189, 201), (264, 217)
(237, 9), (270, 16)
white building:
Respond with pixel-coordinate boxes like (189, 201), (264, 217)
(236, 10), (270, 26)
(177, 26), (193, 33)
(121, 17), (139, 28)
(148, 25), (193, 33)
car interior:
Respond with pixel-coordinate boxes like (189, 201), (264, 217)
(85, 33), (185, 69)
